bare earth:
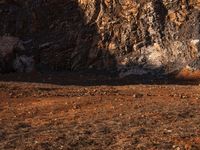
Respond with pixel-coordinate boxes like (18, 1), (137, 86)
(0, 73), (200, 150)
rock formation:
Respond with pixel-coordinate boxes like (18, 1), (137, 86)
(0, 0), (200, 77)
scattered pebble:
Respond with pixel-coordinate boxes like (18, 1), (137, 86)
(180, 95), (188, 99)
(133, 93), (144, 98)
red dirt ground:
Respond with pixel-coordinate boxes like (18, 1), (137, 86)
(0, 73), (200, 150)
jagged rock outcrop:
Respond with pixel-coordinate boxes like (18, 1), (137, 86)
(0, 0), (200, 76)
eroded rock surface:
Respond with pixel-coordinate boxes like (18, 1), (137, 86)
(0, 0), (199, 76)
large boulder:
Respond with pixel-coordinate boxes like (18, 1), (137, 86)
(0, 36), (34, 73)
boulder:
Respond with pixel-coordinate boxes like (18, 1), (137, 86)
(0, 36), (34, 73)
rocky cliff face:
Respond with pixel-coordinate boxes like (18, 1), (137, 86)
(0, 0), (200, 76)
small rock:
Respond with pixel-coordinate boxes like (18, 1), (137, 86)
(133, 93), (144, 98)
(164, 129), (172, 134)
(15, 122), (31, 129)
(180, 95), (188, 99)
(176, 147), (181, 150)
(135, 128), (146, 134)
(0, 131), (5, 141)
(147, 93), (152, 96)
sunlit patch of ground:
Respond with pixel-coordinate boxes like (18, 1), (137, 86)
(1, 79), (200, 149)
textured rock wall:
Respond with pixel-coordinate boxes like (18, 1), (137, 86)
(0, 0), (200, 76)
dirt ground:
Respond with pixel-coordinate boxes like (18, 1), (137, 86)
(1, 73), (200, 150)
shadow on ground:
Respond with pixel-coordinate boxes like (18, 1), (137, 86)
(0, 71), (199, 86)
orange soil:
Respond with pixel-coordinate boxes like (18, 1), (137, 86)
(0, 76), (200, 149)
